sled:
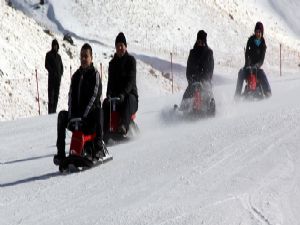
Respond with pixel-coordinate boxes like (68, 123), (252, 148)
(56, 118), (112, 173)
(104, 97), (139, 145)
(175, 81), (216, 118)
(241, 66), (265, 100)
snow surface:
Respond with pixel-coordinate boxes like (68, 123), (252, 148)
(1, 0), (300, 224)
(1, 74), (300, 225)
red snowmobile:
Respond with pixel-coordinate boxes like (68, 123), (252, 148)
(242, 66), (265, 100)
(58, 118), (112, 172)
(174, 81), (216, 118)
(104, 97), (139, 145)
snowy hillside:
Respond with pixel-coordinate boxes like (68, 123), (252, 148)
(9, 0), (300, 68)
(0, 1), (78, 120)
(0, 0), (175, 120)
(1, 0), (300, 225)
(1, 0), (300, 120)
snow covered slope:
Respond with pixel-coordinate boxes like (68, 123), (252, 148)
(0, 1), (79, 120)
(1, 74), (300, 225)
(1, 0), (300, 121)
(1, 1), (300, 224)
(10, 0), (300, 68)
(0, 0), (174, 120)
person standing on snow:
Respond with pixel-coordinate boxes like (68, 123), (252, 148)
(102, 32), (138, 139)
(180, 30), (214, 109)
(45, 39), (64, 114)
(234, 22), (271, 98)
(53, 43), (106, 165)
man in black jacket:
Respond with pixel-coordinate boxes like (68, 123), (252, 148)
(235, 22), (271, 98)
(103, 32), (138, 138)
(53, 43), (105, 165)
(45, 39), (64, 114)
(180, 30), (214, 109)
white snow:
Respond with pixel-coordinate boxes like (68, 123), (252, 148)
(1, 0), (300, 224)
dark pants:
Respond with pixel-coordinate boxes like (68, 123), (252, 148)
(48, 76), (61, 114)
(102, 94), (138, 134)
(56, 107), (103, 157)
(235, 68), (271, 96)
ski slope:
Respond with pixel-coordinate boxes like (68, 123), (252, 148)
(1, 0), (300, 224)
(1, 74), (300, 225)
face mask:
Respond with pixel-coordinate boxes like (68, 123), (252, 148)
(254, 39), (262, 47)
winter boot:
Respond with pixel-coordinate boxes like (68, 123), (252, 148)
(94, 141), (107, 160)
(118, 124), (127, 135)
(53, 153), (65, 166)
(53, 143), (66, 166)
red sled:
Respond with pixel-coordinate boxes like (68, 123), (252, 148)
(105, 97), (139, 144)
(59, 118), (112, 172)
(243, 66), (264, 99)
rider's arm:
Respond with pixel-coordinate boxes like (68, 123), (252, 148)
(255, 42), (266, 68)
(106, 61), (113, 97)
(206, 49), (214, 80)
(186, 50), (193, 84)
(83, 70), (101, 118)
(68, 75), (74, 120)
(244, 38), (251, 67)
(122, 56), (136, 95)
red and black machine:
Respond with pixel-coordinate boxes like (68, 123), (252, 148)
(104, 97), (139, 144)
(58, 118), (112, 172)
(175, 81), (215, 118)
(242, 66), (264, 99)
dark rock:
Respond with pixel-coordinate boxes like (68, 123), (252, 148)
(63, 33), (74, 45)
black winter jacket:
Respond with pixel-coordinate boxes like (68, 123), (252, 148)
(245, 35), (266, 68)
(186, 45), (214, 83)
(107, 52), (138, 99)
(45, 50), (63, 78)
(68, 64), (101, 122)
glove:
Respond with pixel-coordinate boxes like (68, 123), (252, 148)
(118, 94), (125, 103)
(67, 117), (85, 131)
(67, 121), (75, 131)
(254, 64), (260, 70)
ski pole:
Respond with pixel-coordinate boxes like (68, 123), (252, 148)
(35, 69), (41, 115)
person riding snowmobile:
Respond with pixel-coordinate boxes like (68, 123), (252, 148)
(234, 21), (271, 98)
(102, 32), (138, 140)
(180, 30), (214, 111)
(53, 43), (106, 165)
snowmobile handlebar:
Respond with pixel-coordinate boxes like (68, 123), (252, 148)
(245, 65), (256, 69)
(68, 118), (83, 131)
(108, 97), (121, 102)
(245, 65), (258, 70)
(245, 66), (258, 75)
(191, 81), (203, 86)
(69, 118), (82, 123)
